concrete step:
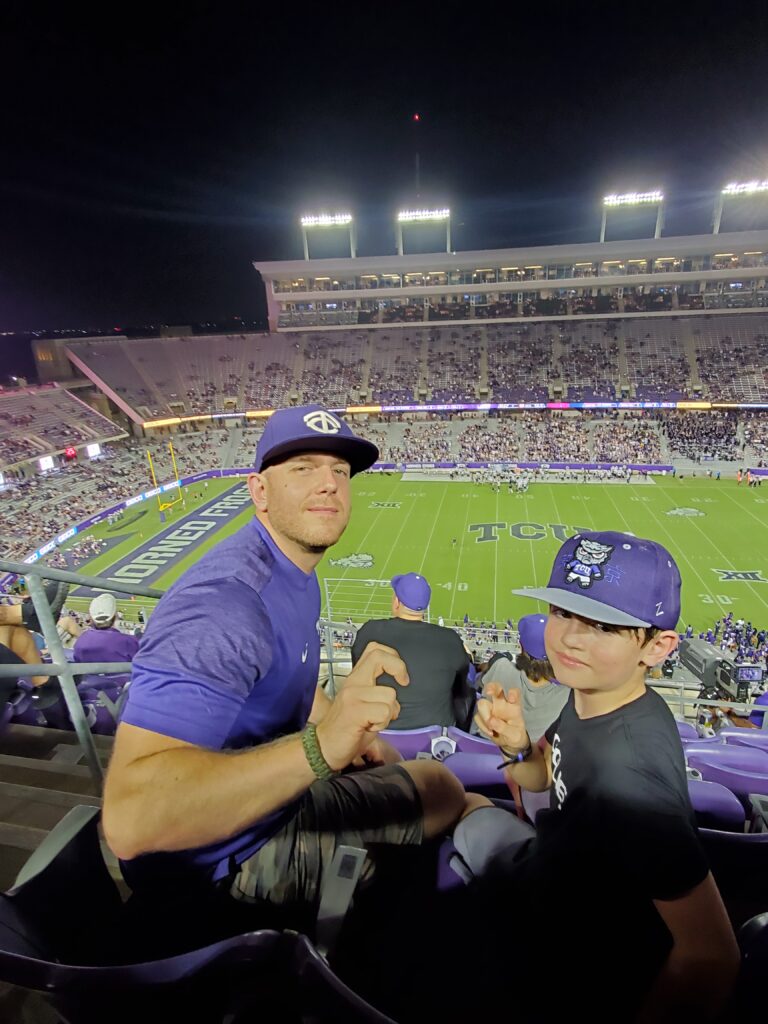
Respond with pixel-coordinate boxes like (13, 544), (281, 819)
(0, 723), (115, 892)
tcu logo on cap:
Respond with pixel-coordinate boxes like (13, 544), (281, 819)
(303, 410), (341, 434)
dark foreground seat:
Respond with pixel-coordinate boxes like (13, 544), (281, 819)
(0, 806), (398, 1024)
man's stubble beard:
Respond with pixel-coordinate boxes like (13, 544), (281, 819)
(271, 508), (348, 557)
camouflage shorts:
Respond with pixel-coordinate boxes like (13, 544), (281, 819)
(230, 764), (423, 909)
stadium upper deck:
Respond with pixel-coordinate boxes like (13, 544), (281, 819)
(254, 230), (768, 331)
(0, 385), (126, 472)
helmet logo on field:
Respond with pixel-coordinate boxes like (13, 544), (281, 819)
(303, 410), (341, 434)
(666, 507), (705, 517)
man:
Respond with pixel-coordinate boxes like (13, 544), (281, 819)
(103, 406), (482, 940)
(351, 573), (473, 729)
(477, 613), (568, 742)
(73, 593), (140, 664)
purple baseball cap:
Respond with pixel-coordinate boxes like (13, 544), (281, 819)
(391, 573), (431, 612)
(253, 405), (379, 476)
(518, 613), (548, 660)
(512, 530), (681, 629)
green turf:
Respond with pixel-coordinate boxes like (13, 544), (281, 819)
(61, 474), (768, 630)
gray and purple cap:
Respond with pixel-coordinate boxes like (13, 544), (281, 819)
(512, 530), (681, 629)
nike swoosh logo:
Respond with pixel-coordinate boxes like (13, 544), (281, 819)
(301, 644), (308, 663)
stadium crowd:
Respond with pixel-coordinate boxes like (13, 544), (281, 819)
(593, 419), (663, 463)
(662, 411), (739, 461)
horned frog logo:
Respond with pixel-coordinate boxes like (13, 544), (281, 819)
(328, 553), (375, 569)
(565, 538), (614, 589)
(666, 507), (705, 517)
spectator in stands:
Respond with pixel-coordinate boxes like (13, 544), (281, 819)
(73, 593), (140, 664)
(103, 405), (486, 944)
(476, 613), (568, 741)
(462, 532), (738, 1021)
(0, 580), (69, 633)
(351, 573), (473, 730)
(0, 624), (51, 688)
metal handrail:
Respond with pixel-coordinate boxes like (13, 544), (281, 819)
(0, 662), (132, 677)
(0, 556), (163, 787)
(0, 559), (162, 599)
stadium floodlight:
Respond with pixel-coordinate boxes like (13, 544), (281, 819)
(603, 191), (664, 207)
(722, 180), (768, 196)
(299, 212), (356, 259)
(395, 208), (452, 255)
(713, 180), (768, 233)
(397, 208), (450, 222)
(300, 213), (353, 227)
(600, 190), (664, 242)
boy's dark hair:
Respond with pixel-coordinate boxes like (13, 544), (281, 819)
(597, 623), (661, 644)
(516, 649), (555, 682)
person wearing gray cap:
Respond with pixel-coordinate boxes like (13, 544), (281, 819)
(104, 405), (484, 936)
(73, 593), (140, 665)
(351, 573), (473, 730)
(476, 613), (568, 742)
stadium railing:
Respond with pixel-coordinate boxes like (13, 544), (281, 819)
(0, 559), (162, 786)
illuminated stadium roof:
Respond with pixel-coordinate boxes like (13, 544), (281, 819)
(254, 230), (768, 332)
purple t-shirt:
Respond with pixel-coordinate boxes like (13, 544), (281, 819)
(119, 517), (321, 890)
(73, 627), (140, 664)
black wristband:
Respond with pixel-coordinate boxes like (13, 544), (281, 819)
(497, 736), (533, 769)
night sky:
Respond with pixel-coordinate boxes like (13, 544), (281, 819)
(2, 2), (768, 376)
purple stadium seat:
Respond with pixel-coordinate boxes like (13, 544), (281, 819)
(0, 804), (391, 1023)
(379, 726), (441, 759)
(719, 728), (768, 753)
(687, 779), (745, 832)
(685, 744), (768, 772)
(687, 751), (768, 813)
(699, 828), (768, 927)
(675, 719), (698, 739)
(292, 934), (399, 1023)
(684, 741), (768, 765)
(749, 692), (768, 727)
(445, 726), (500, 755)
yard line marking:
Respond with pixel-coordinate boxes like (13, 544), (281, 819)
(448, 483), (477, 622)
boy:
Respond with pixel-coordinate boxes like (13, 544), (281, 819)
(470, 531), (739, 1022)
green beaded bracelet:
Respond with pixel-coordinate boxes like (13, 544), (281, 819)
(301, 723), (338, 781)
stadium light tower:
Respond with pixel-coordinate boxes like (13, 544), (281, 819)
(713, 180), (768, 233)
(396, 208), (451, 255)
(600, 190), (664, 243)
(299, 213), (356, 260)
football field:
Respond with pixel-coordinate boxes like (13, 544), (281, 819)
(61, 473), (768, 631)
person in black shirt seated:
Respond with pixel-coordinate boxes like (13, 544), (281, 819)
(466, 531), (739, 1022)
(351, 573), (473, 729)
(361, 533), (740, 1024)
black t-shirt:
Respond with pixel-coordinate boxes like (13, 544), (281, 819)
(351, 618), (469, 729)
(537, 686), (707, 899)
(350, 687), (712, 1023)
(493, 687), (709, 1008)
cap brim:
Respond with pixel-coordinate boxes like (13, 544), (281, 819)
(511, 587), (651, 627)
(257, 436), (379, 476)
